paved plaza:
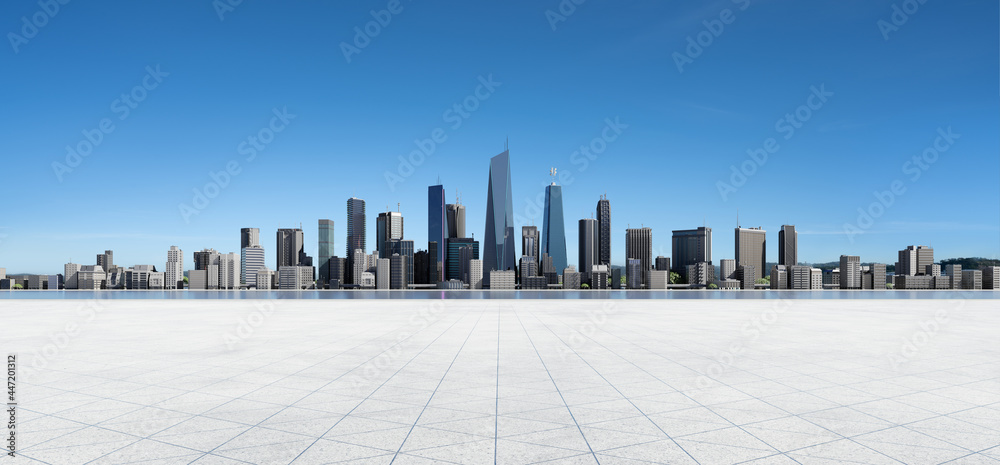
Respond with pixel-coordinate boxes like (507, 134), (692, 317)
(2, 298), (998, 464)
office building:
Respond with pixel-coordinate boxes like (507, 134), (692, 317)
(522, 226), (539, 262)
(522, 276), (548, 290)
(777, 225), (797, 266)
(591, 265), (608, 289)
(278, 266), (314, 290)
(982, 266), (999, 289)
(328, 257), (345, 289)
(188, 270), (208, 290)
(255, 267), (272, 290)
(241, 246), (265, 287)
(276, 228), (305, 269)
(317, 219), (334, 288)
(926, 264), (941, 276)
(687, 262), (715, 287)
(376, 258), (390, 290)
(446, 238), (478, 281)
(541, 253), (558, 284)
(626, 259), (642, 289)
(165, 246), (183, 290)
(346, 197), (366, 284)
(64, 263), (80, 290)
(78, 265), (105, 290)
(770, 265), (788, 290)
(427, 242), (440, 283)
(611, 267), (622, 289)
(945, 264), (963, 289)
(97, 250), (114, 271)
(359, 272), (375, 289)
(542, 183), (567, 275)
(655, 256), (670, 272)
(788, 265), (811, 289)
(737, 266), (756, 290)
(352, 249), (367, 286)
(240, 227), (260, 249)
(428, 184), (447, 270)
(489, 269), (515, 290)
(897, 245), (934, 276)
(27, 274), (47, 290)
(578, 218), (598, 285)
(720, 259), (736, 281)
(597, 194), (611, 266)
(414, 250), (429, 285)
(962, 269), (982, 290)
(193, 248), (219, 271)
(840, 255), (861, 289)
(376, 210), (404, 258)
(870, 263), (886, 290)
(386, 239), (414, 286)
(649, 270), (669, 290)
(125, 265), (157, 290)
(811, 268), (823, 289)
(672, 227), (712, 278)
(483, 149), (516, 286)
(460, 246), (477, 285)
(390, 254), (407, 289)
(625, 227), (652, 287)
(520, 255), (538, 283)
(735, 227), (766, 277)
(562, 266), (580, 289)
(446, 203), (466, 239)
(469, 259), (483, 289)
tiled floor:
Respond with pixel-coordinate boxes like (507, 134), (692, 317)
(2, 298), (998, 464)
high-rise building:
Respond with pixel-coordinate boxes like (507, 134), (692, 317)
(962, 270), (983, 289)
(625, 227), (652, 288)
(346, 197), (366, 284)
(376, 258), (390, 290)
(386, 239), (414, 286)
(276, 229), (304, 269)
(735, 227), (766, 277)
(562, 266), (581, 289)
(328, 257), (345, 289)
(981, 266), (999, 289)
(446, 203), (466, 239)
(671, 227), (712, 278)
(469, 259), (483, 289)
(460, 246), (477, 285)
(778, 225), (797, 266)
(788, 265), (812, 289)
(352, 248), (367, 286)
(241, 246), (265, 287)
(318, 220), (334, 287)
(897, 245), (934, 276)
(542, 183), (567, 275)
(541, 253), (557, 284)
(591, 264), (608, 289)
(64, 263), (80, 290)
(428, 185), (447, 268)
(446, 238), (479, 282)
(522, 226), (539, 261)
(166, 246), (183, 289)
(218, 252), (240, 290)
(194, 248), (220, 271)
(483, 149), (516, 286)
(720, 259), (736, 281)
(414, 250), (430, 285)
(655, 256), (671, 272)
(390, 254), (407, 289)
(626, 259), (642, 289)
(240, 227), (260, 249)
(597, 194), (611, 267)
(945, 264), (962, 289)
(377, 210), (404, 258)
(770, 265), (788, 290)
(839, 255), (861, 289)
(97, 250), (114, 270)
(520, 256), (538, 283)
(870, 263), (887, 290)
(687, 262), (715, 287)
(427, 242), (440, 283)
(578, 218), (598, 285)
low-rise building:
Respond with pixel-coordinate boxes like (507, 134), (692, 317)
(489, 270), (515, 290)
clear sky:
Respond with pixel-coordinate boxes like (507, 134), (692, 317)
(1, 0), (997, 274)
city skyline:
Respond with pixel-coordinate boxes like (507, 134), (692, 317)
(1, 2), (998, 274)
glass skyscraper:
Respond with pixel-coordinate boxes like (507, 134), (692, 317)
(483, 149), (515, 286)
(318, 219), (334, 286)
(428, 185), (447, 269)
(542, 184), (567, 276)
(346, 197), (366, 284)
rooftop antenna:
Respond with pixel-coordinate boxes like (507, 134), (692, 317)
(737, 209), (740, 229)
(397, 202), (400, 212)
(549, 167), (557, 185)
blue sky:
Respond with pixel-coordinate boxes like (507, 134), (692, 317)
(1, 0), (997, 274)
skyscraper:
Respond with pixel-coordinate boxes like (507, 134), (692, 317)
(346, 197), (366, 284)
(483, 149), (515, 286)
(376, 210), (404, 258)
(522, 226), (539, 261)
(735, 227), (766, 277)
(97, 250), (114, 270)
(597, 195), (611, 267)
(446, 238), (479, 282)
(240, 227), (260, 249)
(276, 228), (304, 269)
(897, 245), (934, 276)
(840, 255), (861, 289)
(241, 246), (265, 287)
(318, 219), (334, 287)
(428, 185), (447, 269)
(542, 183), (567, 275)
(446, 203), (466, 239)
(625, 227), (652, 288)
(778, 225), (797, 266)
(165, 246), (183, 290)
(578, 218), (598, 285)
(671, 227), (712, 276)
